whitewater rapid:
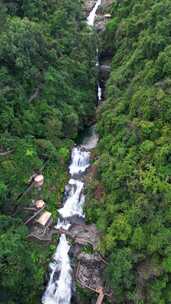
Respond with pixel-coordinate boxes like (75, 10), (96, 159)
(42, 148), (90, 304)
(42, 1), (102, 303)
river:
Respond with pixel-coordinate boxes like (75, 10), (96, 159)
(42, 1), (102, 303)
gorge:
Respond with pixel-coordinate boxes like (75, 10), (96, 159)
(42, 2), (105, 303)
(1, 1), (171, 304)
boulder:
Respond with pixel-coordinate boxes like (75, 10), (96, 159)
(69, 223), (101, 249)
(95, 16), (106, 32)
(100, 64), (111, 80)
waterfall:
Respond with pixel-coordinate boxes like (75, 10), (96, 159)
(87, 0), (102, 26)
(96, 48), (102, 103)
(42, 2), (102, 303)
(42, 234), (72, 304)
(42, 148), (90, 304)
(98, 83), (102, 102)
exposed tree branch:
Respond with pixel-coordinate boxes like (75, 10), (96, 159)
(28, 86), (41, 103)
(0, 150), (13, 156)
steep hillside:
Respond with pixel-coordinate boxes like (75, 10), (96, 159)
(86, 1), (171, 303)
(0, 1), (97, 303)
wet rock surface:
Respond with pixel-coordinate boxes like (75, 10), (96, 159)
(70, 223), (101, 249)
(84, 0), (97, 14)
(100, 64), (111, 81)
(94, 15), (106, 32)
(55, 222), (111, 298)
(57, 223), (101, 250)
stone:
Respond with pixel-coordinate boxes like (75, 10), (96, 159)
(95, 16), (106, 32)
(100, 64), (111, 80)
(69, 223), (101, 249)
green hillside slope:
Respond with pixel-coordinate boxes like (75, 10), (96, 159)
(86, 1), (171, 303)
(0, 1), (96, 303)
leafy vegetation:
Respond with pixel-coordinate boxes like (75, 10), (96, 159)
(86, 0), (171, 303)
(0, 0), (97, 302)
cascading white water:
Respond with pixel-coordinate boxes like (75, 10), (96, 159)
(42, 234), (72, 304)
(42, 2), (102, 303)
(42, 148), (90, 304)
(82, 125), (99, 150)
(87, 0), (102, 26)
(69, 147), (90, 176)
(57, 179), (85, 230)
(96, 48), (102, 103)
(98, 84), (102, 102)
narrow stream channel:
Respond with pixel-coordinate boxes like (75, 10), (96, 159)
(42, 2), (102, 303)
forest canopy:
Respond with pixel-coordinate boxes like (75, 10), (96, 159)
(0, 1), (96, 303)
(86, 0), (171, 303)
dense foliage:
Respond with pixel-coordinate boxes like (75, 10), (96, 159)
(0, 1), (97, 303)
(86, 0), (171, 303)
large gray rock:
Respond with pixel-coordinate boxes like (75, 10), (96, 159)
(78, 252), (103, 265)
(94, 16), (106, 32)
(56, 223), (101, 249)
(100, 64), (111, 80)
(69, 223), (101, 249)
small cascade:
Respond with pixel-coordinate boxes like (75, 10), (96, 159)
(96, 47), (102, 103)
(82, 125), (99, 150)
(42, 147), (91, 304)
(57, 179), (85, 230)
(42, 1), (102, 303)
(87, 0), (102, 26)
(97, 83), (102, 102)
(69, 147), (90, 176)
